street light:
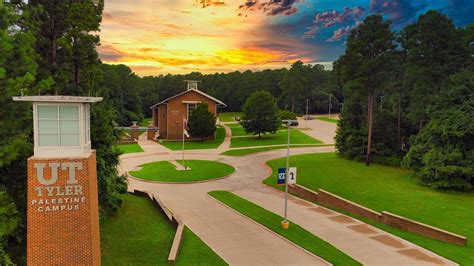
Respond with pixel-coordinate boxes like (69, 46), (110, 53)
(281, 119), (296, 229)
(328, 95), (332, 117)
(305, 99), (309, 129)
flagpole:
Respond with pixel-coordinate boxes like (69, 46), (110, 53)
(182, 115), (185, 169)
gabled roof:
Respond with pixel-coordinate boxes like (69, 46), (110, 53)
(150, 89), (227, 109)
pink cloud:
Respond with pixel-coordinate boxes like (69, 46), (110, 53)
(239, 0), (300, 16)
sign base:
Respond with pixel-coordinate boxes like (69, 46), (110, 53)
(27, 151), (101, 265)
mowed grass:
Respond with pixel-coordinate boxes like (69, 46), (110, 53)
(230, 129), (321, 148)
(221, 144), (334, 156)
(101, 194), (227, 265)
(230, 124), (286, 137)
(219, 112), (241, 122)
(117, 143), (144, 154)
(264, 153), (474, 265)
(208, 191), (360, 266)
(316, 117), (339, 123)
(158, 127), (225, 150)
(129, 160), (235, 182)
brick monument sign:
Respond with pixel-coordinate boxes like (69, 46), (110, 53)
(14, 96), (103, 265)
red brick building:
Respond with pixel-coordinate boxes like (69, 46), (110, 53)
(150, 81), (226, 139)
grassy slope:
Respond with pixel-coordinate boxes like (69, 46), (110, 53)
(230, 129), (321, 148)
(208, 191), (360, 266)
(316, 117), (338, 123)
(118, 143), (144, 154)
(221, 144), (333, 156)
(158, 127), (225, 150)
(264, 153), (474, 265)
(219, 112), (241, 122)
(129, 160), (235, 182)
(101, 194), (226, 265)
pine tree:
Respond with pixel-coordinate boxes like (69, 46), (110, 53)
(28, 0), (126, 216)
(335, 15), (395, 165)
(0, 2), (39, 263)
(401, 11), (467, 132)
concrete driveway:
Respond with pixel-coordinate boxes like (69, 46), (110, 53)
(296, 116), (338, 144)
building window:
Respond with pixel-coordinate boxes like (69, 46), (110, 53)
(37, 105), (80, 147)
(85, 104), (90, 144)
(187, 103), (197, 118)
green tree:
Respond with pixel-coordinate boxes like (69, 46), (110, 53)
(188, 103), (216, 140)
(335, 15), (395, 165)
(28, 1), (126, 216)
(401, 11), (467, 132)
(278, 110), (297, 120)
(28, 0), (104, 95)
(0, 2), (40, 263)
(279, 61), (305, 113)
(403, 71), (474, 190)
(241, 91), (280, 138)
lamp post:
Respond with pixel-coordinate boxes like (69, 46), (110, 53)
(328, 94), (332, 117)
(305, 99), (309, 129)
(281, 119), (295, 229)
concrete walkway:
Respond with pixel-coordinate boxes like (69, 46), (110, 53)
(123, 146), (455, 266)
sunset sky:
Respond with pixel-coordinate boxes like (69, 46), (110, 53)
(99, 0), (474, 76)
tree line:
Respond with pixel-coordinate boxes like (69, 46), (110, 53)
(335, 11), (473, 190)
(101, 62), (343, 126)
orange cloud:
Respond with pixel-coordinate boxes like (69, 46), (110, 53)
(99, 0), (319, 75)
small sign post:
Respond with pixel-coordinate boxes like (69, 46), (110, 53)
(277, 168), (286, 185)
(288, 167), (297, 185)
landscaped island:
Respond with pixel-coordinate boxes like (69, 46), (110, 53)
(129, 160), (235, 183)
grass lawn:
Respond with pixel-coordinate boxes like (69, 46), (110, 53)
(225, 123), (241, 128)
(118, 143), (144, 154)
(264, 153), (474, 265)
(158, 127), (225, 150)
(316, 117), (339, 123)
(230, 124), (286, 137)
(230, 129), (321, 148)
(221, 144), (334, 156)
(101, 194), (227, 265)
(208, 191), (360, 266)
(219, 112), (241, 122)
(129, 160), (235, 182)
(229, 125), (248, 136)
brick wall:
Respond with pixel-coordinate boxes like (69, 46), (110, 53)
(381, 211), (467, 246)
(165, 91), (218, 140)
(288, 184), (467, 246)
(27, 151), (101, 265)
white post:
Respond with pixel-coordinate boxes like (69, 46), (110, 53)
(182, 115), (185, 169)
(284, 121), (290, 224)
(328, 95), (332, 117)
(305, 99), (309, 129)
